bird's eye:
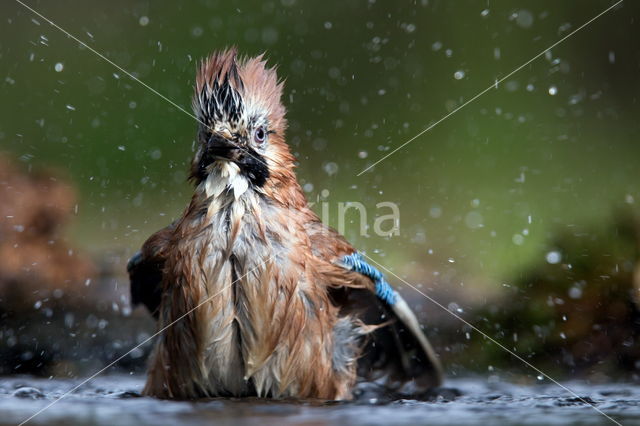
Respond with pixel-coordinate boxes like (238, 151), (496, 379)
(254, 127), (266, 144)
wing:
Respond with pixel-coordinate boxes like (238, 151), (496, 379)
(306, 218), (443, 394)
(127, 222), (176, 319)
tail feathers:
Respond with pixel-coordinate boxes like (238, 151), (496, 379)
(386, 293), (444, 390)
(333, 287), (443, 394)
(337, 253), (443, 392)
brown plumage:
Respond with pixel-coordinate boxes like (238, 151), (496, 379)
(128, 48), (442, 400)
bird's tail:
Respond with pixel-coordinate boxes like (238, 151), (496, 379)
(362, 292), (443, 394)
(337, 253), (443, 396)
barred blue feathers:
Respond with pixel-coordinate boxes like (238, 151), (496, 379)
(341, 252), (397, 305)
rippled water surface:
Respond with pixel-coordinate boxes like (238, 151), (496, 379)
(2, 375), (639, 425)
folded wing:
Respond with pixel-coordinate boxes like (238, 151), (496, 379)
(127, 222), (175, 319)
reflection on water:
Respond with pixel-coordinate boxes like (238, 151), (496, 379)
(1, 375), (638, 426)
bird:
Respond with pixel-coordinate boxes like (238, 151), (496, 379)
(128, 48), (443, 400)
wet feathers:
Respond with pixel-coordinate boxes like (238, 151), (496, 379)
(129, 48), (443, 400)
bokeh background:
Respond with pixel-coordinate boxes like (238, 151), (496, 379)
(1, 0), (639, 382)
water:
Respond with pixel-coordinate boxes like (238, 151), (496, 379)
(2, 375), (638, 425)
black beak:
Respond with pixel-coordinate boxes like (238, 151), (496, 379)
(193, 131), (270, 188)
(206, 133), (240, 161)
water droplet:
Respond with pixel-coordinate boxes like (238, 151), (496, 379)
(323, 162), (338, 176)
(453, 70), (465, 80)
(548, 85), (558, 96)
(54, 62), (63, 72)
(465, 211), (483, 229)
(568, 286), (582, 299)
(191, 26), (204, 38)
(261, 27), (279, 45)
(429, 206), (442, 218)
(515, 10), (534, 28)
(139, 16), (149, 26)
(546, 250), (561, 264)
(150, 149), (162, 160)
(512, 234), (524, 245)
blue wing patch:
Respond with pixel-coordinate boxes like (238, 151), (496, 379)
(341, 252), (397, 305)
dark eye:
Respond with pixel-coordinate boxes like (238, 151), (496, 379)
(254, 127), (266, 144)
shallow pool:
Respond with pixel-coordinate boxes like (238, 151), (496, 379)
(2, 375), (639, 425)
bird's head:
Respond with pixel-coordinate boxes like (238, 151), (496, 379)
(190, 48), (298, 203)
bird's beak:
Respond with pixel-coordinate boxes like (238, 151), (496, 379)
(206, 131), (240, 162)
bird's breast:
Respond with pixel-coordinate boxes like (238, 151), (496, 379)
(180, 190), (285, 395)
(161, 191), (354, 399)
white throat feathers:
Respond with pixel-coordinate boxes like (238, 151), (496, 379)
(202, 161), (250, 201)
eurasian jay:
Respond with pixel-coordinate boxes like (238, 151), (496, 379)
(128, 48), (442, 400)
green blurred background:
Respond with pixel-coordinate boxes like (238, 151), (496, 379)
(1, 0), (638, 290)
